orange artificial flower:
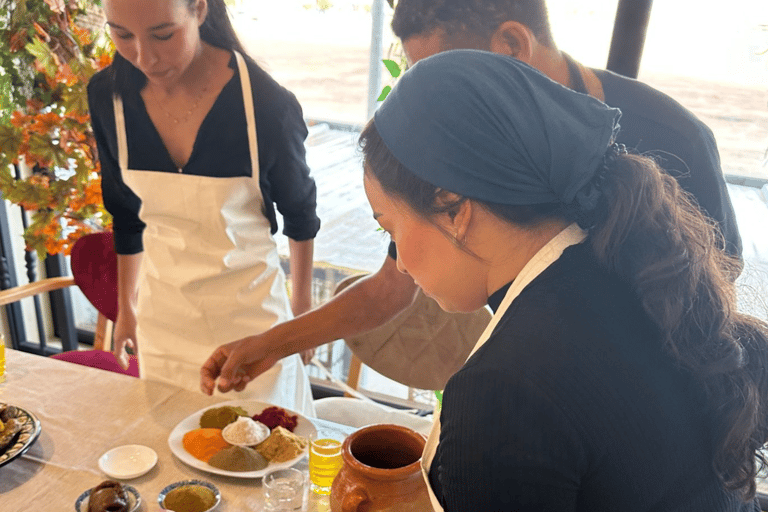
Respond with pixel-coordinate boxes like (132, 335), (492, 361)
(45, 237), (66, 255)
(66, 112), (91, 125)
(9, 30), (28, 52)
(10, 111), (31, 128)
(56, 66), (75, 87)
(32, 22), (50, 41)
(29, 112), (63, 135)
(83, 181), (103, 207)
(97, 52), (113, 70)
(69, 23), (91, 47)
(42, 221), (59, 238)
(29, 174), (51, 189)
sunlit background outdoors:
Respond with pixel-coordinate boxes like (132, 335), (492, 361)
(232, 0), (768, 179)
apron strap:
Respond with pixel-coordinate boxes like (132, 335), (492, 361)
(113, 96), (129, 171)
(234, 51), (261, 183)
(563, 53), (605, 102)
(420, 223), (588, 512)
(465, 223), (587, 361)
(563, 53), (589, 95)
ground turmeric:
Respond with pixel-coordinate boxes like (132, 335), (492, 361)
(182, 428), (230, 462)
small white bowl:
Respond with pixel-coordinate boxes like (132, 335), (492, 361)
(98, 444), (158, 479)
(158, 479), (221, 511)
(75, 484), (141, 512)
(221, 416), (269, 446)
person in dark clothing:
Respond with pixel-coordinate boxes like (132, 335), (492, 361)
(394, 0), (740, 260)
(361, 49), (768, 511)
(90, 0), (317, 412)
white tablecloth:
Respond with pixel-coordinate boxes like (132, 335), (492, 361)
(0, 348), (355, 511)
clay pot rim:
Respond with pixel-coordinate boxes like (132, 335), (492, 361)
(341, 423), (425, 480)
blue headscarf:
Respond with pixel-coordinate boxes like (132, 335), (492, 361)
(373, 50), (621, 210)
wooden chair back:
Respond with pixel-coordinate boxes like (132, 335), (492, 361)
(0, 276), (113, 351)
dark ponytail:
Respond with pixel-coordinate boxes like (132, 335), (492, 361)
(592, 153), (768, 499)
(109, 0), (247, 101)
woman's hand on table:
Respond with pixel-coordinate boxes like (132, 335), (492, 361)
(200, 335), (282, 395)
(113, 309), (138, 370)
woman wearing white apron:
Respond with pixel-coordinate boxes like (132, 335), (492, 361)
(361, 51), (768, 511)
(88, 0), (317, 416)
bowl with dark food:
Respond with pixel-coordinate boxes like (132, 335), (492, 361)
(158, 479), (221, 512)
(75, 481), (141, 512)
(0, 403), (42, 467)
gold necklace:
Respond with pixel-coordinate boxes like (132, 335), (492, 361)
(149, 58), (214, 125)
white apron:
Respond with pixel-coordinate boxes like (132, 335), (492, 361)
(113, 52), (315, 416)
(420, 223), (587, 511)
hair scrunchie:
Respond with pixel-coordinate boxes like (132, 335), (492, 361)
(572, 142), (628, 229)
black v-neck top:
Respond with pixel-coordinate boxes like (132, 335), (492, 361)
(87, 52), (320, 254)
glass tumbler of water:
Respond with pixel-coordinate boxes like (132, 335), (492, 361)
(263, 467), (306, 511)
(309, 428), (346, 495)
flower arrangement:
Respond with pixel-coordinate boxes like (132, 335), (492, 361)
(0, 0), (113, 259)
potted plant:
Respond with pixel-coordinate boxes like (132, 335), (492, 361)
(0, 0), (113, 260)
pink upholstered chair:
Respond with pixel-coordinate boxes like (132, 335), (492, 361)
(0, 232), (138, 377)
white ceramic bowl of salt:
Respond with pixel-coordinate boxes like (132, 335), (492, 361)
(221, 416), (270, 446)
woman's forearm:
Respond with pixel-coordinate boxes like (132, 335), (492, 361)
(116, 252), (143, 313)
(288, 238), (314, 316)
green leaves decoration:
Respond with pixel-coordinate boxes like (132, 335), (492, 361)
(25, 37), (58, 77)
(382, 58), (402, 78)
(377, 85), (392, 102)
(0, 0), (114, 257)
(377, 58), (405, 102)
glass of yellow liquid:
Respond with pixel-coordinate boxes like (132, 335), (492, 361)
(0, 334), (5, 384)
(308, 429), (345, 495)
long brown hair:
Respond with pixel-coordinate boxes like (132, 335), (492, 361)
(593, 153), (768, 498)
(360, 121), (768, 499)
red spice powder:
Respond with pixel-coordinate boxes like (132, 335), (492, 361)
(252, 406), (298, 432)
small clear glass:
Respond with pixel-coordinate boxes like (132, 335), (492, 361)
(263, 467), (306, 511)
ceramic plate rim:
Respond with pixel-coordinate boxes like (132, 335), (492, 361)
(167, 399), (317, 478)
(0, 403), (42, 468)
(74, 483), (141, 512)
(98, 444), (158, 479)
(157, 479), (221, 510)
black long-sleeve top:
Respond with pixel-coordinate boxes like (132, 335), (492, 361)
(87, 52), (320, 255)
(429, 242), (758, 511)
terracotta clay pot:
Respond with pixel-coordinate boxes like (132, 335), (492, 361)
(330, 423), (431, 512)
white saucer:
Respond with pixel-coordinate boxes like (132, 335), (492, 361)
(98, 444), (158, 479)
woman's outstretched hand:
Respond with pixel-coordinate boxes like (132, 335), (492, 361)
(200, 336), (282, 395)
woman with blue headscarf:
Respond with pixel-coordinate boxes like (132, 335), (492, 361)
(362, 50), (768, 511)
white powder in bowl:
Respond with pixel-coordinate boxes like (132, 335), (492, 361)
(222, 416), (270, 446)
